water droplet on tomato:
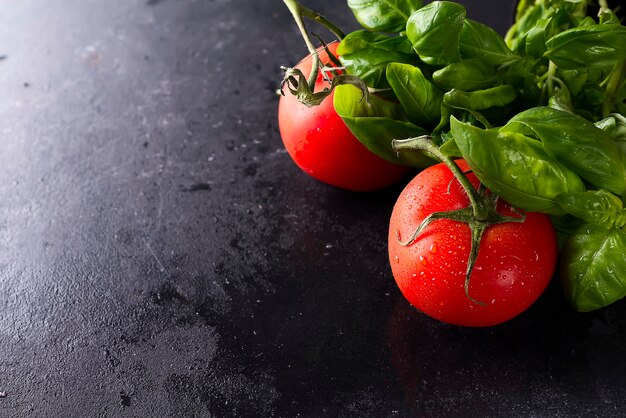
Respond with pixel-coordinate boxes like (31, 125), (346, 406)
(394, 254), (399, 264)
(429, 243), (437, 253)
(416, 204), (423, 210)
(417, 184), (424, 190)
(420, 255), (428, 266)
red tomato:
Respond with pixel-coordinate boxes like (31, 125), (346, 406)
(278, 42), (411, 192)
(388, 160), (557, 327)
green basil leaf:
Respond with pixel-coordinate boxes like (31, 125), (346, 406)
(545, 23), (626, 69)
(596, 114), (626, 156)
(459, 19), (516, 66)
(444, 85), (517, 110)
(432, 59), (498, 91)
(451, 117), (586, 214)
(524, 17), (552, 58)
(557, 189), (626, 228)
(434, 86), (518, 133)
(406, 1), (465, 66)
(439, 136), (462, 157)
(386, 62), (443, 127)
(505, 1), (549, 54)
(338, 31), (420, 89)
(503, 107), (626, 195)
(334, 85), (433, 167)
(347, 0), (423, 33)
(560, 224), (626, 312)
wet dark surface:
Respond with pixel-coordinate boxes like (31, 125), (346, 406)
(0, 0), (625, 416)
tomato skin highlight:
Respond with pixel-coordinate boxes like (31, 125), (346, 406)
(388, 160), (558, 327)
(278, 42), (411, 192)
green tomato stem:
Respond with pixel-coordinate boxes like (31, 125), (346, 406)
(602, 58), (626, 118)
(282, 0), (321, 92)
(392, 136), (490, 221)
(546, 60), (557, 102)
(299, 6), (345, 40)
(282, 0), (345, 93)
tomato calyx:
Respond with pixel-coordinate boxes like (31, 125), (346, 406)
(392, 136), (526, 305)
(279, 64), (370, 108)
(279, 0), (370, 108)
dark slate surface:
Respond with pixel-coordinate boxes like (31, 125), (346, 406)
(0, 0), (625, 416)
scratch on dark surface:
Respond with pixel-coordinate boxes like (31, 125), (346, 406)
(179, 182), (212, 192)
(154, 144), (169, 231)
(144, 240), (166, 273)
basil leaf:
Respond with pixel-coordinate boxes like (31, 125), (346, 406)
(347, 0), (423, 33)
(505, 0), (550, 54)
(459, 19), (516, 66)
(557, 189), (626, 228)
(504, 107), (626, 195)
(338, 31), (419, 89)
(451, 117), (586, 215)
(432, 59), (499, 91)
(596, 114), (626, 157)
(444, 85), (517, 110)
(439, 136), (462, 157)
(545, 23), (626, 69)
(386, 62), (443, 127)
(334, 85), (433, 167)
(560, 224), (626, 312)
(406, 1), (465, 66)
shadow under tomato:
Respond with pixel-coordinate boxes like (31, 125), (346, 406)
(385, 276), (626, 416)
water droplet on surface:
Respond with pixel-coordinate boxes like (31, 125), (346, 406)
(417, 204), (423, 210)
(394, 254), (399, 263)
(429, 243), (438, 253)
(420, 255), (428, 266)
(417, 184), (424, 190)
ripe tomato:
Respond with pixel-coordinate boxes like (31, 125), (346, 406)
(278, 42), (411, 192)
(388, 160), (557, 327)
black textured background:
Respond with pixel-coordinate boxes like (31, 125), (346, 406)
(0, 0), (625, 416)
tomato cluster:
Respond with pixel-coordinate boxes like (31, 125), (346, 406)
(277, 45), (559, 327)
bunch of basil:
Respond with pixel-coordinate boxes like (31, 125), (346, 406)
(333, 0), (626, 312)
